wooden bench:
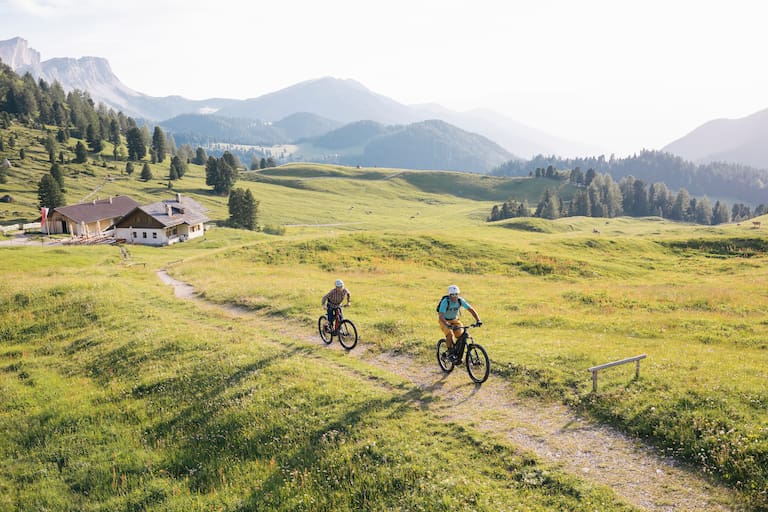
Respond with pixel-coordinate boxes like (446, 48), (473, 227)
(588, 354), (647, 392)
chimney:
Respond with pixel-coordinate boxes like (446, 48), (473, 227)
(176, 193), (182, 203)
(166, 204), (172, 216)
(109, 196), (113, 204)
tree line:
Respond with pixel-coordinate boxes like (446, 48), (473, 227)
(1, 59), (264, 230)
(489, 168), (767, 224)
(492, 150), (768, 207)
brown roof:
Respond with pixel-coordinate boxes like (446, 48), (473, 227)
(53, 196), (140, 223)
(115, 194), (209, 229)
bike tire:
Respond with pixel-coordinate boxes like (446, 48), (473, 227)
(465, 343), (490, 383)
(318, 316), (333, 344)
(436, 339), (454, 372)
(337, 319), (358, 349)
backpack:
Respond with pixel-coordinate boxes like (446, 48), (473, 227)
(436, 295), (451, 312)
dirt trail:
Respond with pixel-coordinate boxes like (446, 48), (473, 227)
(157, 270), (740, 511)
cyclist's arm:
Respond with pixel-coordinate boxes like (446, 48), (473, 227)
(467, 305), (480, 323)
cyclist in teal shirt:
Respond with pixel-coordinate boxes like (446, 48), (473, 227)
(437, 284), (481, 359)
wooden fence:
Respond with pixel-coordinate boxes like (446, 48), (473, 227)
(587, 354), (647, 392)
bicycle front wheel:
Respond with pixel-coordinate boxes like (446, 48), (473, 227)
(337, 319), (358, 349)
(465, 343), (490, 383)
(318, 316), (333, 344)
(436, 339), (454, 372)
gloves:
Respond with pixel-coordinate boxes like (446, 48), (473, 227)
(476, 320), (483, 327)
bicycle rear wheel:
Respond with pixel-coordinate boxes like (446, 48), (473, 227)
(337, 319), (358, 349)
(465, 343), (489, 383)
(318, 316), (333, 344)
(436, 339), (454, 372)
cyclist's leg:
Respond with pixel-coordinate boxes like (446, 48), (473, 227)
(450, 320), (464, 347)
(440, 320), (455, 349)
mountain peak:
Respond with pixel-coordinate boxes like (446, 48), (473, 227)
(0, 36), (41, 71)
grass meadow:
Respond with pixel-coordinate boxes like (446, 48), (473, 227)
(2, 134), (768, 510)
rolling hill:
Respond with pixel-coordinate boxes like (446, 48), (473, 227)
(662, 107), (768, 170)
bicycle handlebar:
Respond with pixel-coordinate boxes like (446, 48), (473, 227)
(453, 323), (482, 331)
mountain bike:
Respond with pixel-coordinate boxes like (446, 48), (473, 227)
(318, 305), (358, 349)
(437, 324), (490, 383)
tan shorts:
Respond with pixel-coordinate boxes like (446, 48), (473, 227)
(439, 318), (464, 342)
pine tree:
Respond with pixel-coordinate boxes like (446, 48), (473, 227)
(535, 189), (560, 220)
(152, 126), (167, 163)
(74, 141), (88, 163)
(194, 147), (207, 165)
(712, 201), (731, 225)
(49, 163), (65, 191)
(169, 155), (186, 179)
(126, 127), (146, 161)
(38, 174), (65, 209)
(140, 162), (153, 181)
(109, 119), (121, 161)
(228, 188), (258, 230)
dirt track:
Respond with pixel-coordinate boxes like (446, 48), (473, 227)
(158, 269), (741, 511)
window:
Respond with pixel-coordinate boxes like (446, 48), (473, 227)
(152, 232), (157, 239)
(132, 232), (137, 238)
(142, 232), (147, 239)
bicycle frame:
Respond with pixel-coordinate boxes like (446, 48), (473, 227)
(329, 306), (344, 330)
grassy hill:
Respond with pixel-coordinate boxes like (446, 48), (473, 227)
(2, 123), (768, 510)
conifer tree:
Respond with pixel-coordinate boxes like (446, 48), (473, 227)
(38, 174), (65, 209)
(49, 163), (65, 191)
(126, 127), (146, 161)
(140, 162), (153, 181)
(194, 147), (207, 165)
(228, 188), (258, 230)
(74, 141), (88, 163)
(152, 126), (166, 163)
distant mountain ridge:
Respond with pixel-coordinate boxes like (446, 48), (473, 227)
(0, 36), (595, 159)
(662, 108), (768, 170)
(0, 36), (238, 120)
(4, 36), (768, 171)
(308, 119), (515, 172)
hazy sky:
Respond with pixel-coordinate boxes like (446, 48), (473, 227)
(2, 0), (766, 156)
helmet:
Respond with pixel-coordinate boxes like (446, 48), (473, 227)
(335, 279), (344, 288)
(447, 284), (460, 295)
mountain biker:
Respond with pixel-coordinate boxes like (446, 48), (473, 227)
(437, 285), (481, 360)
(321, 279), (351, 332)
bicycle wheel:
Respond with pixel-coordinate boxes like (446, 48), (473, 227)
(436, 339), (454, 372)
(465, 343), (490, 383)
(337, 319), (358, 349)
(318, 316), (333, 344)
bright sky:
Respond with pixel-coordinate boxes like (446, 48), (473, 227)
(1, 0), (766, 156)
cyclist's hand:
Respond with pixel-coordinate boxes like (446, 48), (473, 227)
(476, 320), (483, 327)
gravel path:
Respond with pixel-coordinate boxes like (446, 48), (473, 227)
(158, 269), (741, 511)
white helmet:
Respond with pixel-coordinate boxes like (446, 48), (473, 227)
(447, 284), (460, 295)
(335, 279), (344, 288)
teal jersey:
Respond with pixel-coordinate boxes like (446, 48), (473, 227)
(438, 296), (469, 320)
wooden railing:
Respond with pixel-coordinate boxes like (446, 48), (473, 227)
(587, 354), (647, 392)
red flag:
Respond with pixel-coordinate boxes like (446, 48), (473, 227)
(41, 207), (49, 233)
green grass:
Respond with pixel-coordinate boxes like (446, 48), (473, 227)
(3, 123), (767, 509)
(0, 246), (636, 511)
(170, 218), (768, 508)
